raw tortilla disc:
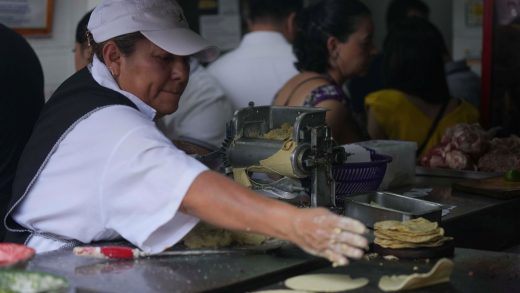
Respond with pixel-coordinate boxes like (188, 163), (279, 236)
(253, 289), (309, 293)
(285, 274), (369, 292)
(378, 258), (454, 292)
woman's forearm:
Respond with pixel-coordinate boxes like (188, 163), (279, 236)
(181, 171), (300, 241)
(180, 170), (369, 266)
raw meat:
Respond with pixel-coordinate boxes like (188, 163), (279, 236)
(420, 124), (519, 172)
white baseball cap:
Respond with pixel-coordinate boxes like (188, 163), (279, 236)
(88, 0), (219, 62)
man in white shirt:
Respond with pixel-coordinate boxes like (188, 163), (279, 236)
(207, 0), (302, 110)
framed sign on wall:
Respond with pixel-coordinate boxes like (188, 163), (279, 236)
(0, 0), (54, 36)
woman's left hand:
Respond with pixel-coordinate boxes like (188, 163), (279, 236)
(289, 207), (368, 266)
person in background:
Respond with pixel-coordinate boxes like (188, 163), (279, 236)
(5, 0), (367, 267)
(273, 0), (376, 144)
(207, 0), (302, 110)
(347, 0), (430, 127)
(74, 10), (93, 71)
(365, 18), (479, 158)
(157, 58), (233, 151)
(445, 55), (481, 109)
(0, 24), (44, 240)
(385, 0), (430, 29)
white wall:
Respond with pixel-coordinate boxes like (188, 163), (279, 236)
(24, 0), (97, 99)
(452, 0), (482, 75)
(27, 0), (481, 98)
(363, 0), (453, 54)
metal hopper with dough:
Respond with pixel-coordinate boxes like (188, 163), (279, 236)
(222, 105), (346, 208)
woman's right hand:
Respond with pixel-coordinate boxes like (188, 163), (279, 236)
(289, 207), (368, 266)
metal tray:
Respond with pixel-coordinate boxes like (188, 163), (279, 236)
(344, 192), (442, 228)
(416, 166), (502, 179)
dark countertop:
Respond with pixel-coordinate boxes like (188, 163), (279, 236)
(27, 245), (327, 293)
(22, 175), (520, 292)
(403, 175), (520, 250)
(411, 175), (519, 222)
(27, 246), (520, 293)
(257, 247), (520, 293)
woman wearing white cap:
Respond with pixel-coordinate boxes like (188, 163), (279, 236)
(4, 0), (367, 266)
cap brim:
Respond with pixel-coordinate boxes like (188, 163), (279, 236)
(142, 28), (219, 63)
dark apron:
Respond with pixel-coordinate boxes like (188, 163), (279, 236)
(3, 68), (137, 244)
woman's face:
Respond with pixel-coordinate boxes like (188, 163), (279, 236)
(333, 16), (376, 80)
(116, 38), (189, 117)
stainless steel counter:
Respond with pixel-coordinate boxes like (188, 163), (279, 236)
(22, 175), (520, 292)
(405, 175), (520, 250)
(27, 246), (520, 292)
(257, 247), (520, 293)
(27, 245), (326, 293)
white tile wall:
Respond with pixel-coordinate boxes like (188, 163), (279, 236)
(452, 0), (483, 75)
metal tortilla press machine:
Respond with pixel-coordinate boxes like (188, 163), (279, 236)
(222, 105), (346, 208)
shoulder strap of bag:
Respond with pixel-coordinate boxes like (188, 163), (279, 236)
(416, 99), (450, 157)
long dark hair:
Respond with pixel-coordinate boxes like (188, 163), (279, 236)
(76, 10), (93, 46)
(293, 0), (371, 73)
(385, 0), (430, 29)
(383, 17), (450, 104)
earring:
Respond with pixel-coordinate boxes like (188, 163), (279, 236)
(109, 67), (115, 76)
(86, 30), (92, 48)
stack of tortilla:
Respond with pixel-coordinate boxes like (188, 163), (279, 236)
(374, 217), (453, 249)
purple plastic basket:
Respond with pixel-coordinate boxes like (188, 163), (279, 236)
(333, 151), (392, 205)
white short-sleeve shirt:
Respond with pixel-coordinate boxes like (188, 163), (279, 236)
(207, 31), (298, 110)
(12, 57), (207, 254)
